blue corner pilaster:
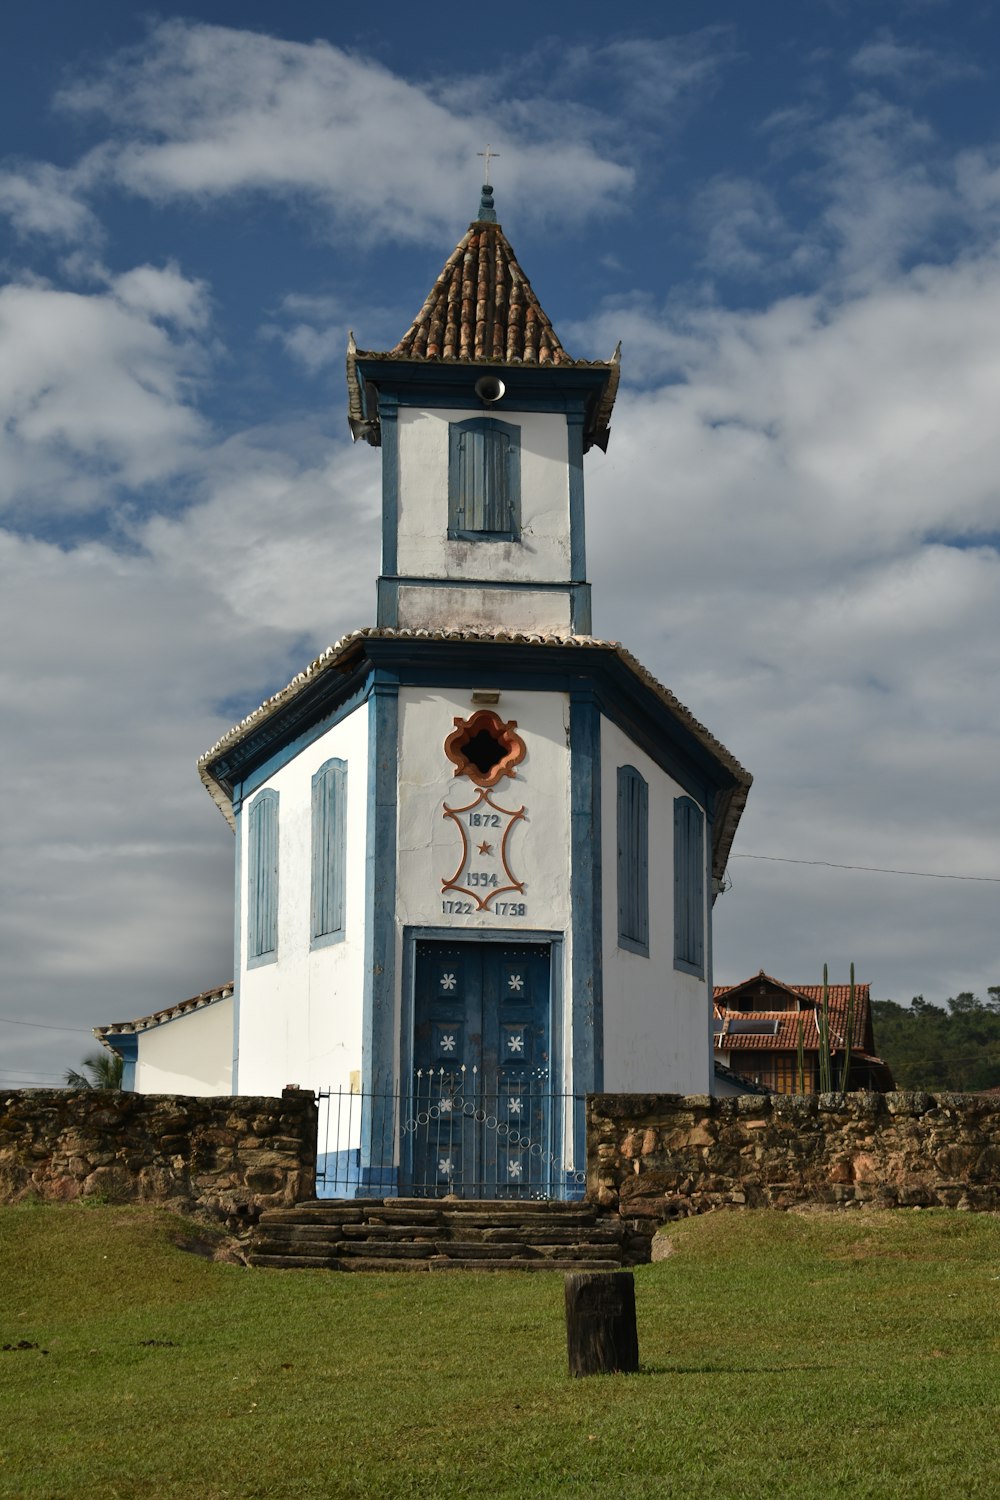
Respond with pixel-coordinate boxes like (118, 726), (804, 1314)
(111, 1033), (139, 1092)
(362, 677), (399, 1105)
(570, 688), (603, 1159)
(567, 411), (587, 585)
(376, 394), (400, 627)
(231, 804), (242, 1094)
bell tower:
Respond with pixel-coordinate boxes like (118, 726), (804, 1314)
(347, 184), (620, 637)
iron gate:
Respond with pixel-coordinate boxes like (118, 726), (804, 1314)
(316, 1069), (586, 1201)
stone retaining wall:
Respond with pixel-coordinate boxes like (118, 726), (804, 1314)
(588, 1091), (1000, 1222)
(0, 1087), (317, 1229)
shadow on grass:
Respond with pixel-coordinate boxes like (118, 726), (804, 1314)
(634, 1362), (836, 1376)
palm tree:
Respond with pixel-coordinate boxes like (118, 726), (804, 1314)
(64, 1050), (123, 1089)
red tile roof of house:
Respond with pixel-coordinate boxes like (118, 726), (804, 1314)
(714, 971), (877, 1054)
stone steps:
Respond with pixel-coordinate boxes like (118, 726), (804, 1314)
(248, 1198), (641, 1273)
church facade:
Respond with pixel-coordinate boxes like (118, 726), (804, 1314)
(98, 185), (751, 1197)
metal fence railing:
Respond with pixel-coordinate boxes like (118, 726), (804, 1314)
(316, 1067), (587, 1202)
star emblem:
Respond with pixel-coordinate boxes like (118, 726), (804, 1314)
(440, 1034), (456, 1052)
(477, 841), (493, 855)
(438, 1158), (453, 1177)
(508, 974), (523, 991)
(507, 1033), (524, 1053)
(508, 1159), (522, 1179)
(440, 973), (457, 990)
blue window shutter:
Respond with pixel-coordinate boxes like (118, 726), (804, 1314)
(311, 759), (347, 945)
(247, 789), (279, 963)
(674, 796), (705, 976)
(617, 765), (649, 956)
(448, 417), (520, 539)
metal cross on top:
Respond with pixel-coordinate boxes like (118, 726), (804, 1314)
(477, 144), (500, 184)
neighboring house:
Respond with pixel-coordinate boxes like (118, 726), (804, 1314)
(97, 985), (234, 1094)
(714, 971), (894, 1094)
(98, 182), (752, 1196)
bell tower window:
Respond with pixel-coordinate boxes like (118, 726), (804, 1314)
(448, 417), (521, 541)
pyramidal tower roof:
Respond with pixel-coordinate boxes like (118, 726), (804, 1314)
(392, 183), (571, 365)
(347, 183), (620, 451)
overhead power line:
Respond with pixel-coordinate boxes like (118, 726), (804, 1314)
(0, 1017), (93, 1034)
(730, 854), (1000, 884)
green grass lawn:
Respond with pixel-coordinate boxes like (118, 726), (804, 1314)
(2, 1203), (999, 1499)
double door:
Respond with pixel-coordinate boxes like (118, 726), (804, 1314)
(409, 939), (552, 1198)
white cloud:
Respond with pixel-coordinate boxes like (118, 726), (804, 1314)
(0, 161), (100, 242)
(849, 28), (980, 87)
(56, 21), (634, 241)
(579, 236), (1000, 1003)
(0, 268), (209, 514)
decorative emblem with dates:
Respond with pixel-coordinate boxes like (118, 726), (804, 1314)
(441, 787), (526, 913)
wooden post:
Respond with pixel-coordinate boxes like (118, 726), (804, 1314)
(564, 1270), (639, 1378)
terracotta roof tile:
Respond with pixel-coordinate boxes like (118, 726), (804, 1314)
(713, 973), (876, 1054)
(393, 219), (570, 366)
(95, 981), (233, 1041)
(346, 189), (621, 452)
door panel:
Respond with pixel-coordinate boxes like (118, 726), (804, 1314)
(410, 939), (551, 1198)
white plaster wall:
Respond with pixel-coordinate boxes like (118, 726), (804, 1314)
(395, 685), (573, 1087)
(396, 408), (572, 583)
(134, 998), (234, 1096)
(236, 705), (370, 1097)
(599, 717), (712, 1095)
(395, 584), (572, 635)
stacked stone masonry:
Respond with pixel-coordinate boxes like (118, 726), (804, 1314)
(0, 1087), (316, 1229)
(588, 1091), (1000, 1221)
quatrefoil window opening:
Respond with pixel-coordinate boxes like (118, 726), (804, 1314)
(444, 710), (526, 788)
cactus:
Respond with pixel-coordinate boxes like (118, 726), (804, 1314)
(839, 961), (857, 1094)
(818, 963), (833, 1093)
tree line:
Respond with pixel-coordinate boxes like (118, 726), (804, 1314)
(872, 989), (1000, 1092)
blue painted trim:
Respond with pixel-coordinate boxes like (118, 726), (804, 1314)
(232, 672), (373, 804)
(316, 1149), (399, 1201)
(376, 576), (400, 629)
(354, 355), (605, 399)
(311, 758), (348, 949)
(246, 789), (279, 968)
(399, 926), (565, 1106)
(232, 805), (241, 1093)
(386, 576), (589, 595)
(567, 411), (586, 583)
(379, 394), (399, 578)
(362, 680), (399, 1101)
(107, 1033), (138, 1091)
(209, 640), (740, 835)
(617, 765), (650, 957)
(703, 798), (716, 1087)
(674, 796), (706, 978)
(570, 691), (603, 1136)
(448, 417), (521, 541)
(570, 583), (592, 635)
(359, 639), (731, 806)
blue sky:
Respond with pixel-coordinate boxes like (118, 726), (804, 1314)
(2, 1), (999, 1085)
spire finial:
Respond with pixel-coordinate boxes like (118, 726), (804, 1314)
(477, 144), (500, 185)
(475, 144), (500, 223)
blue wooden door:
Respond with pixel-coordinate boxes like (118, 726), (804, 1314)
(409, 940), (551, 1198)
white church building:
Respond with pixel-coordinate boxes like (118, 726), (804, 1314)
(98, 183), (751, 1197)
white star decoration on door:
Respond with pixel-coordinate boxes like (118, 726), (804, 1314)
(440, 973), (457, 990)
(507, 974), (523, 991)
(438, 1158), (453, 1176)
(508, 1160), (522, 1178)
(507, 1034), (524, 1053)
(507, 1097), (522, 1114)
(440, 1034), (456, 1052)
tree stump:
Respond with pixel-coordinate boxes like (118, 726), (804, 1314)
(564, 1270), (639, 1377)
